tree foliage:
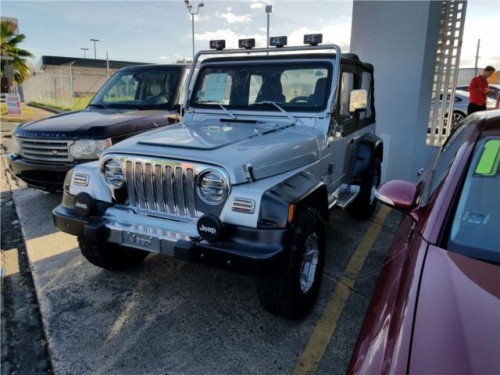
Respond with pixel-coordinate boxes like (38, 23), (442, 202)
(1, 21), (34, 92)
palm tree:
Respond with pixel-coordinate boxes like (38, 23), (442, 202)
(1, 21), (34, 93)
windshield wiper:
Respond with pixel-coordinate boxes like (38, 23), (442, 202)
(218, 104), (236, 119)
(251, 101), (298, 124)
(106, 103), (144, 110)
(87, 103), (107, 109)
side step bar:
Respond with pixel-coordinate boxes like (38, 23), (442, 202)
(328, 184), (360, 209)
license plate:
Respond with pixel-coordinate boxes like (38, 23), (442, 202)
(122, 231), (160, 253)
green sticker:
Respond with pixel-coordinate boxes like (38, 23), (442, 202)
(475, 140), (500, 176)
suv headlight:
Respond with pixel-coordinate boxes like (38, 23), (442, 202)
(101, 157), (125, 189)
(196, 170), (228, 205)
(10, 134), (21, 155)
(69, 139), (112, 160)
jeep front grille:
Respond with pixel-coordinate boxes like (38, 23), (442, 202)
(123, 159), (198, 219)
(19, 138), (72, 162)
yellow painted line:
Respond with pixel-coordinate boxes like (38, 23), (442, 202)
(26, 231), (78, 262)
(2, 248), (20, 277)
(292, 205), (391, 375)
(106, 295), (140, 341)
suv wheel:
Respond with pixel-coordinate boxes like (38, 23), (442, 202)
(256, 207), (326, 319)
(78, 237), (148, 271)
(347, 157), (381, 220)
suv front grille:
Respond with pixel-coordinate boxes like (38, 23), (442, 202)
(123, 159), (198, 219)
(19, 138), (72, 162)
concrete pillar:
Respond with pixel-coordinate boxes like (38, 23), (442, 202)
(350, 0), (442, 182)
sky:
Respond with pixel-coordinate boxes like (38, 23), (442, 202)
(1, 0), (499, 69)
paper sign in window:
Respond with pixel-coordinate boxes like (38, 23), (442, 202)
(475, 139), (500, 176)
(203, 73), (229, 102)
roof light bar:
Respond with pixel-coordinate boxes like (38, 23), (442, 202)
(209, 40), (226, 50)
(304, 34), (323, 46)
(239, 38), (255, 49)
(270, 36), (287, 48)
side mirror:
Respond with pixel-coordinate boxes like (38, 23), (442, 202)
(375, 180), (418, 212)
(349, 89), (367, 113)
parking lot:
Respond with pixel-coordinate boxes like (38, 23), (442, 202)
(1, 133), (401, 374)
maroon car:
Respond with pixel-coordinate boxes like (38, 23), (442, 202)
(348, 110), (500, 374)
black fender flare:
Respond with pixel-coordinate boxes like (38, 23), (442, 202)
(258, 170), (328, 229)
(350, 133), (383, 184)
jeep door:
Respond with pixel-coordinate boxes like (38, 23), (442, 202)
(326, 65), (360, 198)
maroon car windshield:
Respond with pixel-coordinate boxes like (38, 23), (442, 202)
(447, 137), (500, 264)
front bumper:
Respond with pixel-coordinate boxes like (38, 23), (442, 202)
(53, 202), (286, 276)
(7, 153), (75, 191)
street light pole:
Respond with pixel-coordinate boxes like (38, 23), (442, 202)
(81, 47), (89, 59)
(185, 1), (204, 59)
(90, 39), (99, 59)
(265, 5), (272, 48)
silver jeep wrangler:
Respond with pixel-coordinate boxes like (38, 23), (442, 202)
(53, 34), (383, 319)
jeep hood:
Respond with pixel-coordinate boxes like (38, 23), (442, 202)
(108, 120), (326, 183)
(15, 108), (175, 139)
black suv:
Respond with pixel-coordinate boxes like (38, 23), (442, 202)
(7, 64), (188, 191)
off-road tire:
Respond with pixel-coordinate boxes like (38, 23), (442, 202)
(347, 157), (381, 220)
(78, 237), (148, 271)
(256, 207), (326, 319)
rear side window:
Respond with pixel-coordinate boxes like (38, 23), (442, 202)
(361, 71), (373, 120)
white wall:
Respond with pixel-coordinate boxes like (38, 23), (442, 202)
(350, 0), (442, 182)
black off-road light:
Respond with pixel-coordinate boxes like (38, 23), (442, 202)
(304, 34), (323, 46)
(209, 40), (226, 50)
(239, 38), (255, 49)
(270, 36), (287, 48)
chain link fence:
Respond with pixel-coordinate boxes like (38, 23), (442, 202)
(22, 65), (113, 109)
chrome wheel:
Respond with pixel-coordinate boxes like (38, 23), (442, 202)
(300, 232), (320, 293)
(452, 112), (465, 126)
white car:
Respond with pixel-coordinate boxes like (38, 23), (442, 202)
(435, 89), (496, 126)
(456, 83), (500, 101)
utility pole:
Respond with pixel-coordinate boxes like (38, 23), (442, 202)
(90, 39), (99, 59)
(81, 47), (89, 59)
(474, 38), (480, 75)
(265, 5), (272, 48)
(184, 0), (204, 59)
(106, 52), (110, 79)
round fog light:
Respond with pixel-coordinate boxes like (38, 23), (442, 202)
(74, 192), (93, 217)
(197, 214), (223, 242)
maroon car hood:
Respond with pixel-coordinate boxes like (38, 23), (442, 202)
(410, 245), (500, 374)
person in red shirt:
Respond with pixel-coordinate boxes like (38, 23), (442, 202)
(468, 65), (495, 115)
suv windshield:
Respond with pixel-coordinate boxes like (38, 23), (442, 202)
(447, 137), (500, 264)
(191, 62), (332, 112)
(90, 68), (182, 110)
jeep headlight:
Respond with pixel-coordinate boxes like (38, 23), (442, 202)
(196, 170), (228, 205)
(69, 139), (112, 160)
(101, 157), (125, 189)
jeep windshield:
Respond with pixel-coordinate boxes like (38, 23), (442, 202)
(190, 62), (332, 113)
(89, 67), (183, 110)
